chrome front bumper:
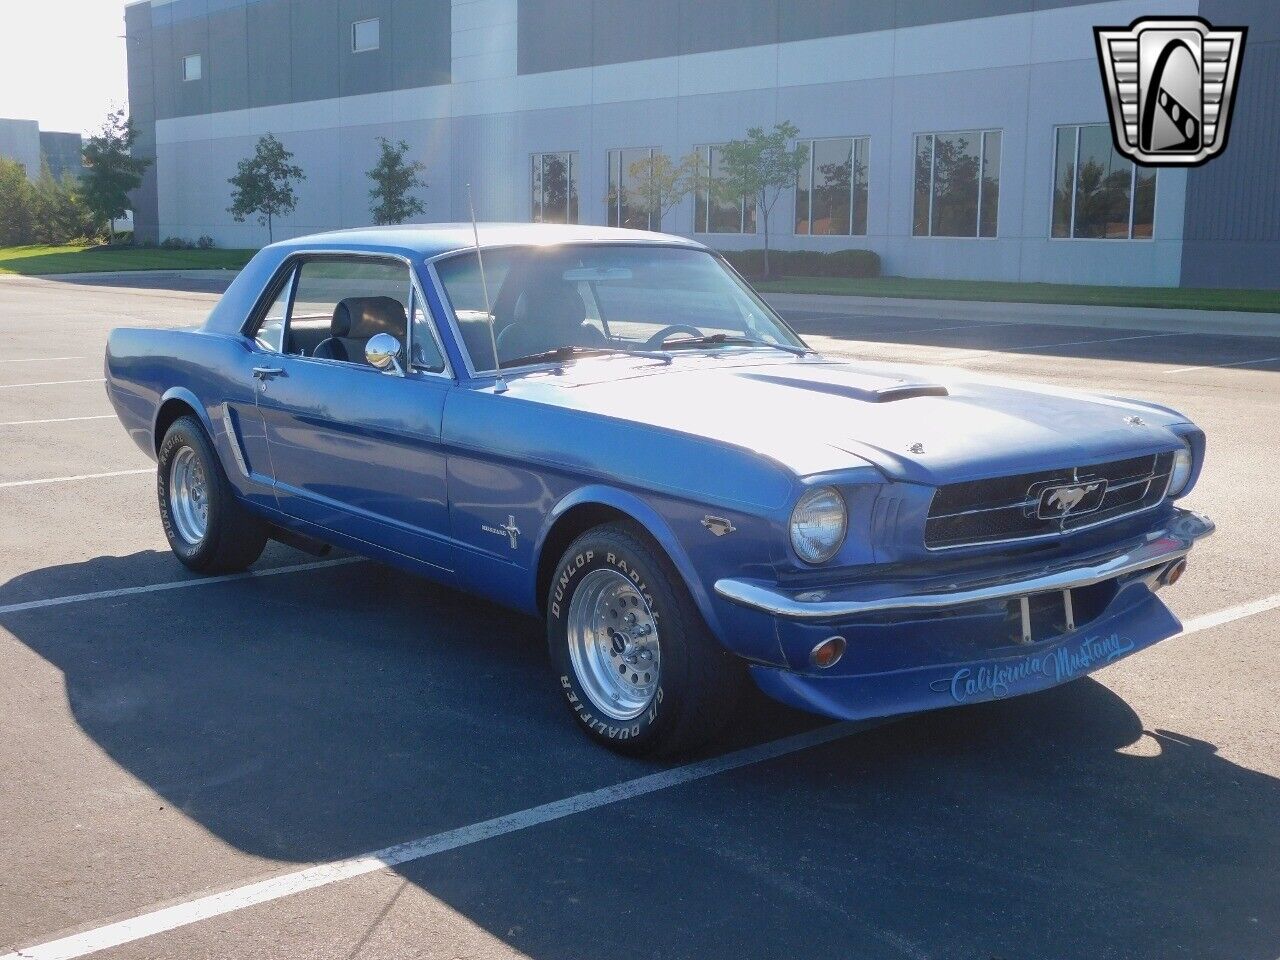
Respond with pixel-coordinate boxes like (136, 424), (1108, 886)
(715, 509), (1214, 622)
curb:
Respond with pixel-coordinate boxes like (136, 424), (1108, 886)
(17, 269), (241, 283)
(761, 292), (1280, 339)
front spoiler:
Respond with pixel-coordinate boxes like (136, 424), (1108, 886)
(749, 585), (1183, 721)
(715, 509), (1214, 622)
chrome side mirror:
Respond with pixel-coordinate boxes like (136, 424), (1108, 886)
(365, 333), (404, 375)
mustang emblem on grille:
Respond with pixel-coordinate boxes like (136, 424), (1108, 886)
(1038, 481), (1107, 520)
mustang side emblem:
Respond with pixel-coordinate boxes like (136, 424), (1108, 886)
(701, 516), (736, 537)
(482, 515), (521, 549)
(1038, 482), (1107, 520)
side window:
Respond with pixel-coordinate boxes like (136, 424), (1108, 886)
(285, 258), (409, 365)
(410, 294), (447, 373)
(253, 267), (293, 353)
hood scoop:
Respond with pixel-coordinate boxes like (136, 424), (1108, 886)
(739, 371), (949, 403)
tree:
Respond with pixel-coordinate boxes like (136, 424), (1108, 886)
(717, 122), (809, 278)
(367, 138), (427, 225)
(228, 133), (305, 243)
(622, 150), (701, 229)
(80, 108), (151, 241)
(31, 164), (96, 244)
(0, 159), (34, 246)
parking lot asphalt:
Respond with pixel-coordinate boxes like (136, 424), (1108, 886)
(1, 274), (1278, 960)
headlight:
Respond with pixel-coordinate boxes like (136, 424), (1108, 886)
(790, 486), (847, 564)
(1168, 440), (1194, 497)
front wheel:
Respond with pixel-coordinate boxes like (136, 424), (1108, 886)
(157, 415), (267, 573)
(547, 523), (744, 756)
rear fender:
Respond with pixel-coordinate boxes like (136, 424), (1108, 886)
(154, 386), (216, 452)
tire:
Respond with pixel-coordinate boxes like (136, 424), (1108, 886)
(157, 415), (267, 574)
(547, 522), (744, 757)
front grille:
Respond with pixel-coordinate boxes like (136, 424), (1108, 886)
(924, 452), (1175, 549)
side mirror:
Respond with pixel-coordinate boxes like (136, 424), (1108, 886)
(365, 333), (404, 375)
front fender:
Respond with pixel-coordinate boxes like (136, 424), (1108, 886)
(536, 484), (726, 641)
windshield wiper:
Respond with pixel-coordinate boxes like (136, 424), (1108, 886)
(661, 333), (809, 356)
(499, 344), (673, 369)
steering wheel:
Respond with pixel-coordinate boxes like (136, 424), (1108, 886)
(643, 324), (703, 350)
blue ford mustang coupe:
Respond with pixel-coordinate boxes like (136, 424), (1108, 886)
(105, 224), (1213, 755)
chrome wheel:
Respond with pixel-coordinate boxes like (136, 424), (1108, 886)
(168, 445), (209, 546)
(566, 568), (661, 721)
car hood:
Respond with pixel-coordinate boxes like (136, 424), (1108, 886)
(499, 353), (1192, 483)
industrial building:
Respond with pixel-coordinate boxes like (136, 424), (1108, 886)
(0, 119), (85, 181)
(124, 0), (1279, 287)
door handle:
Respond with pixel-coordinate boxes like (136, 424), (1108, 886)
(252, 366), (285, 380)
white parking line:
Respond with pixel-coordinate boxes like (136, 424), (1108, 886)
(0, 469), (152, 489)
(0, 378), (105, 389)
(970, 331), (1187, 356)
(0, 719), (864, 960)
(1166, 355), (1280, 375)
(0, 556), (364, 616)
(0, 356), (85, 363)
(4, 588), (1278, 960)
(0, 415), (115, 427)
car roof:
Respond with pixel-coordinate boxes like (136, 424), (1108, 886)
(272, 223), (706, 259)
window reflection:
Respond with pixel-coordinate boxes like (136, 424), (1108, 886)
(607, 148), (659, 230)
(1051, 124), (1156, 239)
(531, 152), (579, 224)
(795, 137), (868, 236)
(912, 130), (1001, 238)
(693, 144), (755, 234)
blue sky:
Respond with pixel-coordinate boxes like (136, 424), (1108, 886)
(0, 1), (132, 135)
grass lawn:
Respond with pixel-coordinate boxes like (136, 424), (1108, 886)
(754, 275), (1280, 313)
(0, 244), (256, 276)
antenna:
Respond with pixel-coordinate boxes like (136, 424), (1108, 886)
(466, 183), (505, 393)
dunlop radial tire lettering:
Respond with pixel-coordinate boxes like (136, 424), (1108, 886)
(546, 522), (746, 757)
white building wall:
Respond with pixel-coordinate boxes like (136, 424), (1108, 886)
(151, 0), (1190, 285)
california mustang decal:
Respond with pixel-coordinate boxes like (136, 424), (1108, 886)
(931, 633), (1137, 704)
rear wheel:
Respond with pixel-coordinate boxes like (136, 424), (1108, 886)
(547, 522), (744, 756)
(157, 415), (267, 573)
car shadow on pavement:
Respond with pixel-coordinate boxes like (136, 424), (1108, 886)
(2, 550), (1277, 960)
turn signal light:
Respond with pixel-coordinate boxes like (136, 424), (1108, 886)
(1159, 558), (1187, 586)
(810, 636), (847, 670)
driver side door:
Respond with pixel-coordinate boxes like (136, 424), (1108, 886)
(249, 254), (455, 572)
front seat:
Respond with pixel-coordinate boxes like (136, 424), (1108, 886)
(312, 296), (406, 364)
(495, 280), (606, 365)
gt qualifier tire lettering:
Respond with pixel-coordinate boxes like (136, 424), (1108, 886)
(559, 677), (642, 739)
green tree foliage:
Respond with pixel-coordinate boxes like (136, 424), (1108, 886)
(0, 158), (35, 246)
(31, 165), (96, 244)
(81, 108), (152, 240)
(368, 138), (427, 225)
(622, 150), (701, 228)
(717, 122), (809, 278)
(228, 133), (305, 243)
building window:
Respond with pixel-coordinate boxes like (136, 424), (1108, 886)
(352, 18), (380, 53)
(912, 130), (1001, 237)
(693, 144), (755, 234)
(531, 152), (579, 224)
(607, 148), (662, 230)
(181, 54), (202, 82)
(795, 137), (869, 236)
(1052, 124), (1155, 239)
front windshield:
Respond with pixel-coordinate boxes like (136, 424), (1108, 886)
(432, 244), (806, 372)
